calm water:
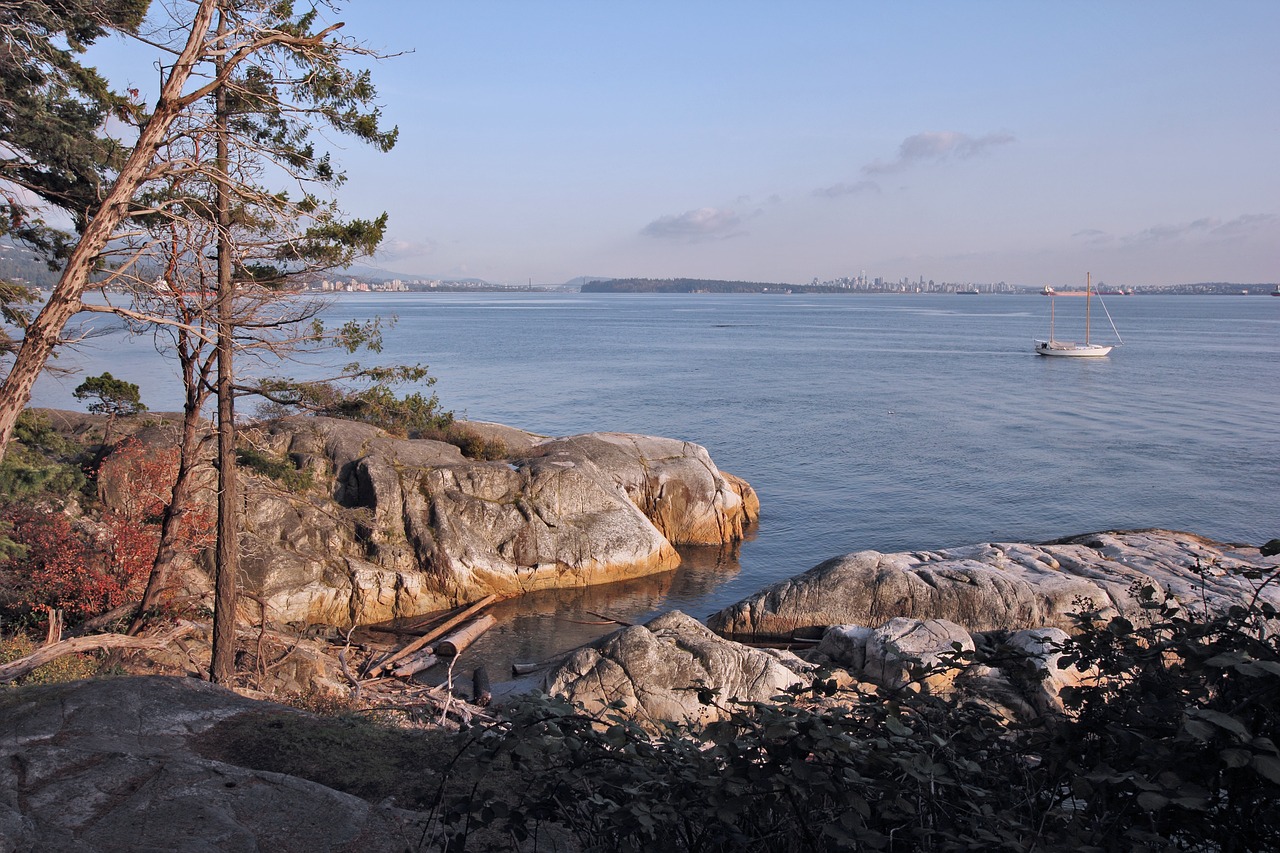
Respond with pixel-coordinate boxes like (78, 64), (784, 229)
(31, 293), (1280, 680)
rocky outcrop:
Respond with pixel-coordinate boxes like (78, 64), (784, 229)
(522, 433), (760, 546)
(0, 677), (428, 851)
(812, 618), (1099, 720)
(93, 415), (758, 628)
(543, 610), (807, 727)
(707, 530), (1278, 639)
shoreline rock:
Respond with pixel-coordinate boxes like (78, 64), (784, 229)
(71, 411), (759, 627)
(706, 529), (1278, 640)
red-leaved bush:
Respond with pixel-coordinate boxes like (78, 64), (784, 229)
(0, 506), (120, 617)
(2, 437), (212, 623)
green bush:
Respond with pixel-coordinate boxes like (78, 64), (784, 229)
(0, 411), (87, 502)
(0, 633), (100, 686)
(236, 446), (314, 493)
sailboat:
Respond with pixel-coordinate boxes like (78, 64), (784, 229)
(1034, 272), (1122, 357)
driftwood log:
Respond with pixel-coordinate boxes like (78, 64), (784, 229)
(366, 594), (497, 677)
(436, 614), (497, 657)
(472, 666), (492, 707)
(391, 651), (439, 679)
(0, 623), (198, 683)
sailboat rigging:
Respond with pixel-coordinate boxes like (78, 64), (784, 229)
(1034, 272), (1123, 357)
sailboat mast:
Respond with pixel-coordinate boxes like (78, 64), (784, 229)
(1085, 271), (1093, 345)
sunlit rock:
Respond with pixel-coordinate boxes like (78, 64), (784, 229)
(543, 610), (805, 727)
(707, 530), (1278, 639)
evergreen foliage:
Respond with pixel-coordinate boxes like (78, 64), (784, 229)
(0, 411), (87, 503)
(72, 372), (146, 419)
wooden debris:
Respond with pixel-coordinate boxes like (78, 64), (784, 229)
(472, 666), (492, 707)
(436, 614), (496, 657)
(337, 648), (362, 702)
(401, 592), (499, 634)
(0, 623), (198, 683)
(391, 651), (439, 679)
(735, 638), (821, 650)
(584, 609), (634, 627)
(364, 594), (497, 677)
(511, 661), (544, 676)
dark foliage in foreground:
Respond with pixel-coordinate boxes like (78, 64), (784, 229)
(425, 571), (1279, 852)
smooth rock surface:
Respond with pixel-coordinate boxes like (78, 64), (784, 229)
(862, 617), (974, 693)
(707, 530), (1278, 639)
(0, 677), (426, 852)
(543, 610), (805, 726)
(91, 415), (757, 627)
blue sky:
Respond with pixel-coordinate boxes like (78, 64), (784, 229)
(93, 1), (1279, 287)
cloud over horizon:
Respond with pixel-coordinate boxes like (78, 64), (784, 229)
(641, 207), (743, 240)
(1076, 213), (1276, 247)
(862, 131), (1015, 175)
(376, 237), (438, 260)
(813, 180), (880, 199)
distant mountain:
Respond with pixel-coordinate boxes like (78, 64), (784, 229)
(0, 241), (62, 289)
(583, 277), (821, 294)
(335, 262), (491, 285)
(563, 276), (615, 288)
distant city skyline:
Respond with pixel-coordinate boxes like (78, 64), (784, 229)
(86, 1), (1280, 287)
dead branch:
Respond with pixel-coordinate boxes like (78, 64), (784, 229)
(0, 624), (198, 683)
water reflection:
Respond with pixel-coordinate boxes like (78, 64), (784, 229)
(367, 540), (746, 690)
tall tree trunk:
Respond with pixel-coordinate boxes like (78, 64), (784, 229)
(126, 396), (206, 635)
(209, 4), (240, 685)
(0, 0), (219, 461)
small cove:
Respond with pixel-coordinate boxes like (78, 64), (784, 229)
(32, 292), (1280, 682)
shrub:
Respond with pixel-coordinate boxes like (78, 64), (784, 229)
(422, 566), (1280, 852)
(419, 424), (509, 461)
(0, 506), (108, 619)
(0, 633), (100, 686)
(237, 446), (314, 493)
(0, 411), (87, 503)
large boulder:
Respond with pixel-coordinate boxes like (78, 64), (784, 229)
(92, 415), (758, 628)
(860, 617), (974, 694)
(0, 677), (427, 851)
(523, 433), (760, 545)
(542, 610), (806, 727)
(707, 530), (1279, 639)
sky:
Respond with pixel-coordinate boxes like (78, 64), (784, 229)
(88, 1), (1280, 287)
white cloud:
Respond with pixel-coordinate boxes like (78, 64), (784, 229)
(862, 131), (1015, 175)
(641, 207), (743, 240)
(376, 237), (438, 260)
(1112, 214), (1274, 246)
(813, 180), (880, 199)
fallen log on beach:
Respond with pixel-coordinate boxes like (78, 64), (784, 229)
(391, 651), (439, 679)
(0, 623), (198, 683)
(436, 614), (497, 657)
(473, 667), (492, 707)
(364, 594), (497, 676)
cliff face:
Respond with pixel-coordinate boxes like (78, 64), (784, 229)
(91, 415), (759, 627)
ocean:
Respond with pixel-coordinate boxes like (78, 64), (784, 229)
(29, 292), (1280, 679)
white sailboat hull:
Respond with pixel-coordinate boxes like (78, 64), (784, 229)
(1034, 272), (1120, 357)
(1034, 339), (1112, 357)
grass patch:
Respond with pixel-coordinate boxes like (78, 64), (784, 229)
(236, 446), (314, 493)
(192, 709), (465, 808)
(0, 634), (102, 686)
